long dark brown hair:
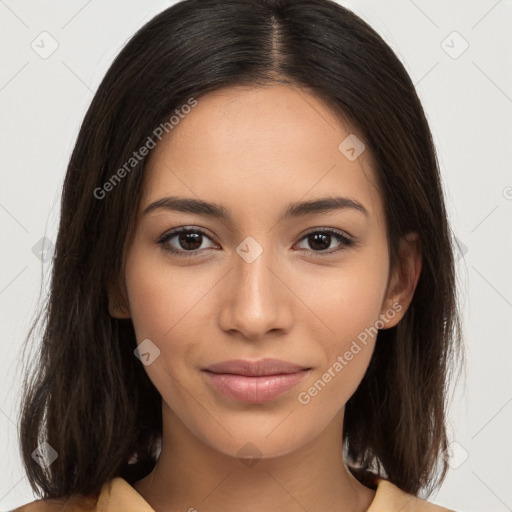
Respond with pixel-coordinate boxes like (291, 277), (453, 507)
(17, 0), (464, 502)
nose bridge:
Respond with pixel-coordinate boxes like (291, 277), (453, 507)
(237, 241), (276, 299)
(220, 234), (289, 338)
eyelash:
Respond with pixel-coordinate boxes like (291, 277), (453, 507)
(156, 226), (356, 258)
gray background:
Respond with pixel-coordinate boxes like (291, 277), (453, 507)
(1, 1), (511, 511)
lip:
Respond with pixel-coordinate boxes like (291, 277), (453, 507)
(202, 358), (311, 403)
(203, 358), (311, 376)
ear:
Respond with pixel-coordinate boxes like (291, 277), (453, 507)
(107, 275), (131, 319)
(379, 232), (422, 329)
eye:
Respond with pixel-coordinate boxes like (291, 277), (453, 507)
(157, 227), (217, 257)
(295, 228), (355, 255)
(157, 226), (356, 258)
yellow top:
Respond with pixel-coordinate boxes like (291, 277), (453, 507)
(12, 475), (456, 511)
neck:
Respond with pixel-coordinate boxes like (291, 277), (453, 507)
(133, 404), (375, 512)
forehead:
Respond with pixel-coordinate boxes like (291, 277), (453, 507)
(140, 83), (383, 228)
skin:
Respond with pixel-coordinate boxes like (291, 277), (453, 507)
(109, 83), (422, 512)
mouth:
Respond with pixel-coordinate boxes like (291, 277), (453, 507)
(201, 358), (312, 403)
(202, 358), (311, 376)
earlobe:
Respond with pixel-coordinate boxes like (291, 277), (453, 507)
(108, 295), (131, 319)
(379, 232), (422, 330)
(107, 277), (131, 319)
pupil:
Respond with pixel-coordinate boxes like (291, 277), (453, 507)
(310, 233), (330, 251)
(179, 232), (202, 250)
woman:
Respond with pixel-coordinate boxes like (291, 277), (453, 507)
(14, 0), (463, 510)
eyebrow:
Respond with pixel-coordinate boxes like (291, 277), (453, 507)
(142, 195), (369, 221)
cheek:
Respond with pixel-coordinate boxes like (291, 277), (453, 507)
(295, 253), (389, 405)
(124, 242), (201, 340)
(123, 247), (216, 380)
(124, 266), (173, 342)
(302, 253), (389, 343)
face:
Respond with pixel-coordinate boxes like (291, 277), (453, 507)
(110, 83), (419, 460)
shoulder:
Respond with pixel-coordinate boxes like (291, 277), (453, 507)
(348, 466), (456, 511)
(10, 493), (99, 512)
(9, 477), (153, 512)
(371, 478), (457, 511)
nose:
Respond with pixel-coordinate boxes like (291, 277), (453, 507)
(217, 243), (293, 341)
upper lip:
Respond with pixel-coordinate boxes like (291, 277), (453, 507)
(203, 358), (311, 376)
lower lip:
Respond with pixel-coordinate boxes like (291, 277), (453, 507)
(202, 370), (310, 403)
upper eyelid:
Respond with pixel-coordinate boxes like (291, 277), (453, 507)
(157, 226), (217, 244)
(158, 226), (353, 240)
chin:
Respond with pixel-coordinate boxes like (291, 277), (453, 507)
(191, 415), (322, 463)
